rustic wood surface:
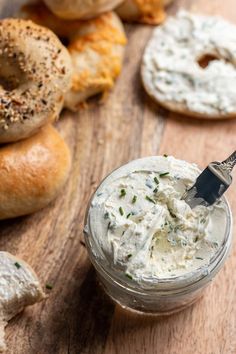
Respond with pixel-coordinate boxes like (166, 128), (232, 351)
(0, 0), (236, 353)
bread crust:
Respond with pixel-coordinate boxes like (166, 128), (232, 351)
(116, 0), (167, 24)
(0, 19), (72, 143)
(0, 125), (71, 220)
(43, 0), (124, 20)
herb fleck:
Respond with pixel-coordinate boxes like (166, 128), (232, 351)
(119, 207), (124, 216)
(125, 273), (133, 280)
(132, 195), (137, 204)
(45, 284), (53, 290)
(153, 187), (158, 193)
(195, 257), (204, 260)
(169, 210), (176, 218)
(163, 154), (168, 157)
(14, 262), (21, 269)
(154, 177), (159, 185)
(104, 212), (109, 219)
(145, 196), (156, 204)
(119, 189), (126, 198)
(159, 172), (169, 177)
(127, 254), (132, 258)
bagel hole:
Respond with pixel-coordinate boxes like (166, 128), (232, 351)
(0, 76), (20, 91)
(197, 54), (220, 68)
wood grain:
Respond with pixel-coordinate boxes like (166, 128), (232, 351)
(0, 0), (236, 353)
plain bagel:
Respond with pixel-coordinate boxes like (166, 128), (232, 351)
(142, 10), (236, 119)
(22, 3), (127, 111)
(43, 0), (124, 20)
(116, 0), (172, 24)
(0, 124), (71, 220)
(0, 19), (72, 143)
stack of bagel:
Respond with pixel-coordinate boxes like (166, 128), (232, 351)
(0, 0), (174, 221)
(20, 0), (174, 110)
(0, 18), (72, 220)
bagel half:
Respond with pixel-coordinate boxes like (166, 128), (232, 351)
(0, 19), (72, 143)
(0, 124), (71, 220)
(43, 0), (124, 20)
(0, 252), (45, 352)
(21, 3), (127, 111)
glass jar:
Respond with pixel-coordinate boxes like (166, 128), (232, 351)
(83, 161), (233, 316)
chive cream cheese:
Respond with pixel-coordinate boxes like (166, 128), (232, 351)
(88, 156), (227, 282)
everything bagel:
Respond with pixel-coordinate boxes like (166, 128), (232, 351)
(43, 0), (124, 20)
(0, 19), (72, 143)
(22, 3), (127, 111)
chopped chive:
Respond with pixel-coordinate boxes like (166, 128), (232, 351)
(145, 196), (156, 204)
(213, 242), (219, 247)
(195, 257), (204, 260)
(200, 218), (206, 224)
(119, 189), (126, 198)
(159, 172), (169, 177)
(119, 207), (124, 216)
(154, 177), (159, 185)
(127, 254), (132, 258)
(132, 195), (137, 204)
(153, 187), (158, 193)
(163, 154), (168, 157)
(127, 213), (131, 219)
(104, 212), (109, 219)
(125, 273), (133, 280)
(194, 236), (199, 242)
(14, 262), (21, 269)
(45, 284), (53, 290)
(169, 210), (176, 218)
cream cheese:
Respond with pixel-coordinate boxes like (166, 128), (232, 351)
(141, 10), (236, 117)
(88, 156), (227, 282)
(0, 252), (45, 352)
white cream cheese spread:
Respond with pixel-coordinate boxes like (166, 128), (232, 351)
(0, 252), (44, 352)
(141, 10), (236, 118)
(88, 156), (227, 282)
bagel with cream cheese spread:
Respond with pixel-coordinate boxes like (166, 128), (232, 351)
(142, 10), (236, 119)
(0, 252), (45, 352)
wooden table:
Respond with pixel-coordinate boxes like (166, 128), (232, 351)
(0, 0), (236, 353)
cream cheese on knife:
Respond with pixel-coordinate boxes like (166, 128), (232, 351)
(89, 156), (227, 281)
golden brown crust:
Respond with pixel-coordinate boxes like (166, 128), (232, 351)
(0, 125), (71, 220)
(0, 19), (72, 143)
(116, 0), (166, 25)
(43, 0), (124, 20)
(21, 3), (127, 111)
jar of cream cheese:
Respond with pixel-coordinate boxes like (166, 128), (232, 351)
(84, 156), (233, 315)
